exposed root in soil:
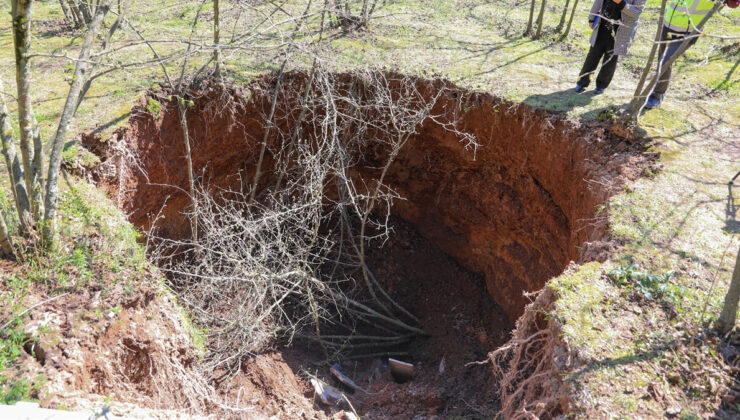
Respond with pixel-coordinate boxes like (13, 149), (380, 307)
(490, 275), (572, 420)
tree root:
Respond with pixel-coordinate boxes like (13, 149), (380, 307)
(490, 287), (572, 420)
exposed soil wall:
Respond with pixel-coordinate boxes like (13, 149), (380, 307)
(84, 73), (649, 322)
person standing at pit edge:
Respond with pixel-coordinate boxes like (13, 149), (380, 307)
(575, 0), (646, 94)
(645, 0), (739, 108)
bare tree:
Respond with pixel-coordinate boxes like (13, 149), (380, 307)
(62, 0), (93, 28)
(331, 0), (380, 28)
(0, 0), (113, 251)
(43, 0), (113, 243)
(213, 0), (222, 77)
(0, 78), (32, 231)
(12, 0), (45, 222)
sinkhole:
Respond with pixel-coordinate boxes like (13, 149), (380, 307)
(81, 72), (650, 417)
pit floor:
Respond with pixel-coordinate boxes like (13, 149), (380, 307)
(221, 218), (514, 419)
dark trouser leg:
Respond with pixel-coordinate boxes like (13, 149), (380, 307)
(654, 27), (674, 96)
(654, 26), (698, 96)
(577, 42), (605, 87)
(595, 49), (618, 89)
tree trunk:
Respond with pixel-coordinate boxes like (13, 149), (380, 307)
(556, 0), (571, 32)
(250, 60), (287, 203)
(561, 0), (580, 39)
(43, 0), (111, 244)
(59, 0), (72, 23)
(78, 0), (93, 25)
(0, 210), (15, 258)
(535, 0), (547, 38)
(526, 0), (536, 35)
(67, 0), (84, 27)
(213, 0), (221, 76)
(627, 0), (668, 117)
(0, 78), (32, 230)
(718, 247), (740, 335)
(178, 99), (198, 245)
(367, 0), (379, 20)
(11, 0), (45, 223)
(628, 2), (722, 120)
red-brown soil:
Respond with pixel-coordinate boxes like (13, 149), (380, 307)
(80, 73), (652, 417)
(84, 73), (649, 321)
(1, 278), (213, 418)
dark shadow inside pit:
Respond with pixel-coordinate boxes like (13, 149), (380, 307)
(82, 72), (651, 418)
(358, 216), (510, 416)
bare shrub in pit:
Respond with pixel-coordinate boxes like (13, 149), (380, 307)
(148, 69), (478, 377)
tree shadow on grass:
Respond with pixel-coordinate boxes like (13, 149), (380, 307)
(567, 339), (675, 383)
(727, 171), (740, 234)
(90, 112), (130, 136)
(524, 88), (593, 114)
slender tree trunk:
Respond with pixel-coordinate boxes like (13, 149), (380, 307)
(78, 0), (93, 25)
(213, 0), (221, 76)
(59, 0), (72, 23)
(562, 0), (580, 39)
(535, 0), (547, 38)
(361, 0), (373, 25)
(11, 0), (45, 223)
(717, 247), (740, 334)
(556, 0), (571, 32)
(67, 0), (84, 27)
(627, 0), (668, 117)
(0, 210), (16, 258)
(0, 78), (32, 230)
(628, 2), (722, 120)
(526, 0), (536, 35)
(250, 60), (287, 202)
(43, 0), (111, 244)
(178, 99), (198, 245)
(368, 0), (379, 19)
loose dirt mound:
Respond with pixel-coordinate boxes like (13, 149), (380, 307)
(1, 279), (214, 418)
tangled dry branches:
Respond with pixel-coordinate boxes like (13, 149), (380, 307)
(147, 69), (478, 376)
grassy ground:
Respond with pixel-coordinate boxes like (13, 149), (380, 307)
(0, 0), (739, 417)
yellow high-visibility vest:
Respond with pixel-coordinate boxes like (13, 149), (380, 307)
(664, 0), (715, 33)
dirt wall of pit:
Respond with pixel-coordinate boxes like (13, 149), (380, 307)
(83, 73), (649, 321)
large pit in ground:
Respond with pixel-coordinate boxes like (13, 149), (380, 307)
(82, 73), (649, 417)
